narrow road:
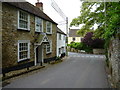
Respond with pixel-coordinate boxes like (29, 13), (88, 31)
(4, 52), (109, 88)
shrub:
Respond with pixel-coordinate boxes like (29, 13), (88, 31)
(81, 32), (105, 49)
(68, 42), (93, 53)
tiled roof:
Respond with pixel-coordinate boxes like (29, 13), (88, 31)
(69, 29), (80, 37)
(5, 2), (57, 25)
(57, 28), (66, 35)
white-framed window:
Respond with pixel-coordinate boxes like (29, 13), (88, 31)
(63, 35), (66, 40)
(46, 40), (52, 54)
(18, 40), (30, 62)
(73, 37), (75, 41)
(59, 48), (61, 55)
(59, 33), (61, 40)
(35, 17), (43, 32)
(18, 10), (30, 30)
(46, 21), (52, 34)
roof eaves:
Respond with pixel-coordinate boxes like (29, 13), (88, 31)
(6, 2), (58, 25)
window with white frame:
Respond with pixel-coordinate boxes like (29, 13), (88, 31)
(59, 33), (61, 40)
(63, 35), (66, 40)
(18, 10), (30, 30)
(59, 48), (61, 55)
(35, 17), (43, 32)
(46, 40), (52, 54)
(18, 40), (30, 62)
(73, 37), (75, 41)
(46, 21), (52, 34)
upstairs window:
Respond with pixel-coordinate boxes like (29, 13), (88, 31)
(63, 35), (66, 40)
(18, 11), (30, 30)
(59, 34), (61, 40)
(46, 21), (52, 34)
(35, 17), (43, 32)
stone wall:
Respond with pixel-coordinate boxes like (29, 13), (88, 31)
(93, 49), (105, 55)
(2, 3), (35, 68)
(108, 36), (120, 88)
(0, 2), (2, 69)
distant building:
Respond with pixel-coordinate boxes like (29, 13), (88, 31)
(68, 29), (82, 44)
(56, 28), (67, 57)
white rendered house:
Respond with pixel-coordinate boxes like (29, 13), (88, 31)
(57, 28), (67, 57)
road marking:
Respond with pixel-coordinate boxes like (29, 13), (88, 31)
(86, 56), (89, 57)
(40, 78), (51, 85)
(95, 56), (98, 58)
(90, 56), (94, 57)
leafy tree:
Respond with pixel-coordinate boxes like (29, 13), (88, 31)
(70, 1), (120, 41)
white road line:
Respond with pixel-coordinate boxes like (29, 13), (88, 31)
(90, 56), (94, 57)
(95, 56), (98, 58)
(40, 78), (51, 85)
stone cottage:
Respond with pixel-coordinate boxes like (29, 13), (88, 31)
(2, 1), (58, 74)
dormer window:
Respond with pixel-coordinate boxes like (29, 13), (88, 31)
(35, 17), (43, 32)
(46, 21), (52, 34)
(18, 10), (30, 30)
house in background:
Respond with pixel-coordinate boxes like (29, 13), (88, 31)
(68, 29), (82, 44)
(57, 28), (67, 58)
(2, 1), (57, 74)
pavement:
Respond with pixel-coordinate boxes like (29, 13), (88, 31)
(3, 52), (109, 88)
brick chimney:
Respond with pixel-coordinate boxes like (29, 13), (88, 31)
(35, 0), (43, 11)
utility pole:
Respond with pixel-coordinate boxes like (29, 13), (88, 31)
(51, 0), (68, 55)
(51, 0), (68, 36)
(104, 0), (106, 32)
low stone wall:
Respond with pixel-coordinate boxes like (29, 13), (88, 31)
(93, 49), (105, 55)
(67, 47), (85, 53)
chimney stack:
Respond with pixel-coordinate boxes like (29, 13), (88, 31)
(35, 0), (43, 11)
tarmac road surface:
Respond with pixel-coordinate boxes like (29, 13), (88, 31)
(3, 52), (109, 88)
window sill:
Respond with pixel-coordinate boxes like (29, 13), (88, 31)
(18, 58), (30, 63)
(17, 28), (30, 32)
(46, 52), (52, 55)
(35, 31), (43, 34)
(46, 32), (52, 35)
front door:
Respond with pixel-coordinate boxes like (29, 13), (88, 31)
(35, 44), (43, 65)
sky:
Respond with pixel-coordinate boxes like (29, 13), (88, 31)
(26, 0), (82, 33)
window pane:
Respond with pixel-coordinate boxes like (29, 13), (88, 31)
(47, 22), (51, 33)
(19, 11), (28, 29)
(35, 17), (43, 32)
(19, 42), (29, 60)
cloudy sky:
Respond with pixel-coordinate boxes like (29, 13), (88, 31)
(26, 0), (82, 33)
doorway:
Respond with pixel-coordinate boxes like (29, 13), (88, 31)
(35, 44), (43, 66)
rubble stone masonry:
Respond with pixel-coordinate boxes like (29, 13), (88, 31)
(2, 3), (35, 69)
(0, 2), (2, 69)
(108, 36), (120, 88)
